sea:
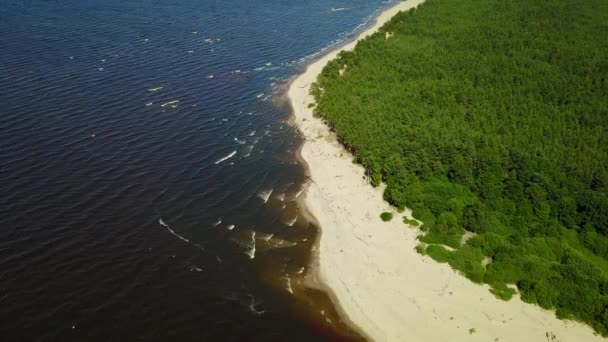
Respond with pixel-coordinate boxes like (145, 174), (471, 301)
(0, 0), (396, 340)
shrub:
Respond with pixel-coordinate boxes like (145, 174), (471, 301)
(380, 212), (393, 222)
(403, 217), (420, 227)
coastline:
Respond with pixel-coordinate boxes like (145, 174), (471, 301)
(288, 0), (604, 341)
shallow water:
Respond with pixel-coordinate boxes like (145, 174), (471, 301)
(0, 0), (397, 340)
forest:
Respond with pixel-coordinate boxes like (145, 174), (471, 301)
(311, 0), (608, 334)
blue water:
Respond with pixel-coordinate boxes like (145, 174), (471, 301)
(1, 0), (398, 340)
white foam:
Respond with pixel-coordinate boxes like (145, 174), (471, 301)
(294, 187), (304, 199)
(159, 218), (190, 243)
(234, 137), (246, 145)
(257, 189), (273, 203)
(192, 31), (198, 34)
(256, 93), (264, 98)
(258, 233), (274, 242)
(265, 62), (272, 66)
(248, 130), (256, 136)
(285, 276), (293, 294)
(266, 237), (296, 249)
(212, 218), (222, 227)
(246, 231), (256, 259)
(159, 218), (205, 251)
(214, 150), (237, 164)
(98, 68), (104, 71)
(161, 100), (179, 108)
(248, 299), (265, 315)
(243, 145), (254, 158)
(274, 193), (285, 202)
(206, 74), (214, 79)
(297, 267), (305, 275)
(187, 50), (194, 54)
(145, 102), (153, 106)
(331, 7), (347, 12)
(226, 224), (235, 231)
(189, 266), (203, 272)
(285, 215), (297, 227)
(147, 86), (164, 92)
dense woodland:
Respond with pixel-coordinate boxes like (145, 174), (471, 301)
(311, 0), (608, 334)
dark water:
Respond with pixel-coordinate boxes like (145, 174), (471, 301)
(0, 0), (396, 340)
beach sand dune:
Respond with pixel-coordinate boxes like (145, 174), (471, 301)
(288, 0), (603, 341)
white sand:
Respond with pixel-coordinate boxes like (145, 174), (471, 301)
(288, 0), (604, 341)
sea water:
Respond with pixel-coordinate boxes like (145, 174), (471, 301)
(0, 0), (399, 340)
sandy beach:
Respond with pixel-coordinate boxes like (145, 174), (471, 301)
(288, 0), (604, 341)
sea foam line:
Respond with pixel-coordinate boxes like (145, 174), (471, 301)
(158, 218), (204, 251)
(214, 150), (237, 164)
(247, 231), (256, 259)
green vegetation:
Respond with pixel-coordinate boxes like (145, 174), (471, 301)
(380, 212), (394, 222)
(312, 0), (608, 334)
(403, 217), (419, 227)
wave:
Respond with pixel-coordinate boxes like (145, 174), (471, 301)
(284, 215), (297, 227)
(257, 232), (274, 242)
(257, 189), (273, 203)
(246, 231), (256, 259)
(331, 7), (347, 12)
(225, 292), (265, 315)
(189, 265), (203, 272)
(158, 218), (204, 251)
(147, 86), (164, 92)
(243, 145), (254, 158)
(266, 237), (296, 250)
(284, 276), (293, 294)
(248, 297), (265, 315)
(160, 100), (179, 107)
(294, 187), (304, 199)
(214, 150), (236, 164)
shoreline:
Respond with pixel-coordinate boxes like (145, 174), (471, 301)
(287, 0), (604, 341)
